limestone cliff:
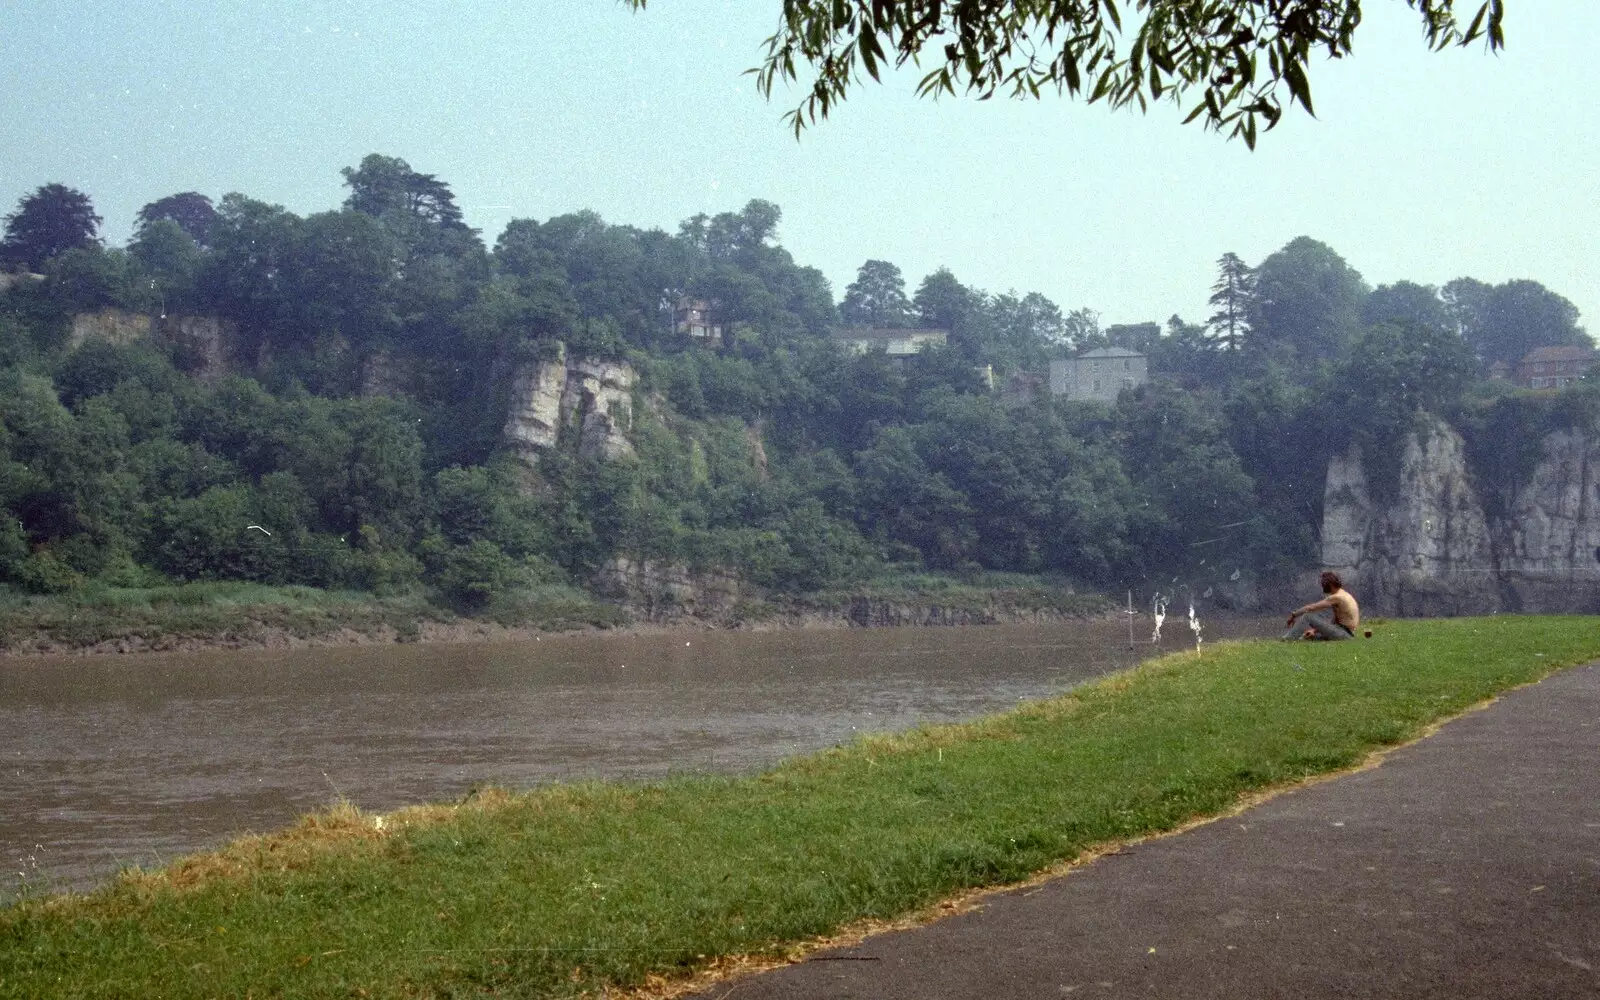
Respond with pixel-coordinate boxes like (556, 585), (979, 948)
(503, 343), (635, 464)
(1322, 415), (1600, 614)
(68, 309), (243, 379)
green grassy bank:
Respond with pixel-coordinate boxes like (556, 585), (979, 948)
(3, 616), (1596, 998)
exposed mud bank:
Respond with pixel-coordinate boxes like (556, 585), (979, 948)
(0, 594), (1119, 658)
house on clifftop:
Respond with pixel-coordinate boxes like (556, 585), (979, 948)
(1049, 347), (1148, 403)
(833, 327), (948, 363)
(1515, 345), (1596, 390)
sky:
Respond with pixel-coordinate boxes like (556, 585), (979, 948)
(1, 1), (1595, 333)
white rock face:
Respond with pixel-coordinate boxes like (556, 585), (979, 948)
(1322, 415), (1600, 614)
(504, 344), (635, 463)
(593, 556), (740, 619)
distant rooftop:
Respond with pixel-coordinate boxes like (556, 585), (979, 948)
(1521, 345), (1596, 364)
(1076, 346), (1144, 359)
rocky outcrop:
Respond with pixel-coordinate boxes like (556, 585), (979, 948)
(503, 343), (635, 464)
(593, 557), (740, 619)
(360, 350), (412, 398)
(66, 309), (243, 379)
(1322, 415), (1600, 615)
(161, 315), (242, 380)
(69, 309), (151, 348)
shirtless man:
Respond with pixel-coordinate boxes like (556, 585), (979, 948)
(1285, 571), (1360, 640)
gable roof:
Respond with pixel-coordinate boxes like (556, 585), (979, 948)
(1077, 347), (1144, 359)
(1521, 345), (1596, 364)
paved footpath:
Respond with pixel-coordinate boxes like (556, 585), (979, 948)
(692, 663), (1600, 999)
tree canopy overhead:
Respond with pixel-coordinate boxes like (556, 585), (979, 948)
(629, 1), (1506, 146)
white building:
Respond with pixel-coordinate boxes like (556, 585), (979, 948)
(834, 327), (948, 358)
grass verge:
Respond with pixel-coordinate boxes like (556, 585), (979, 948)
(2, 615), (1596, 998)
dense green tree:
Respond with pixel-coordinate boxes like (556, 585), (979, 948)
(200, 194), (303, 339)
(134, 192), (217, 247)
(913, 267), (978, 332)
(988, 292), (1067, 368)
(1113, 384), (1257, 578)
(1441, 276), (1492, 340)
(840, 259), (911, 328)
(1, 184), (102, 272)
(1463, 279), (1589, 365)
(853, 426), (977, 568)
(342, 154), (471, 232)
(41, 246), (140, 314)
(129, 218), (203, 314)
(291, 210), (402, 349)
(1247, 236), (1367, 362)
(1363, 281), (1450, 332)
(1327, 319), (1481, 498)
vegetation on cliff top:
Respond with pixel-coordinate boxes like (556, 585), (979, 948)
(1, 164), (1592, 622)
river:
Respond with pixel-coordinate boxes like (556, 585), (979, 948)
(1, 618), (1272, 899)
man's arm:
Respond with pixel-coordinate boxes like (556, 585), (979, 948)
(1288, 597), (1333, 626)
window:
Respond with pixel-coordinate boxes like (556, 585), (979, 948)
(1092, 379), (1102, 392)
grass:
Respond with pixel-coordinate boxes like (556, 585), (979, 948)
(2, 615), (1597, 998)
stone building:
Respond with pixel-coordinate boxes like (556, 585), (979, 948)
(1049, 347), (1147, 403)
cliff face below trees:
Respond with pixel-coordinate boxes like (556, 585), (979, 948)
(502, 343), (636, 464)
(1322, 415), (1600, 615)
(70, 309), (243, 379)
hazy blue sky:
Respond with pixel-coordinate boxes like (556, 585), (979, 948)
(2, 1), (1595, 331)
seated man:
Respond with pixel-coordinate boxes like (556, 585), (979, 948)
(1285, 571), (1360, 640)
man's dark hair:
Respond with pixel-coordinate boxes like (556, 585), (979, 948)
(1320, 571), (1342, 594)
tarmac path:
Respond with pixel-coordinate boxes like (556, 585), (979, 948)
(690, 662), (1600, 999)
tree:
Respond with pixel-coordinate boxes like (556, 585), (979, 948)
(1, 184), (102, 272)
(1062, 307), (1103, 350)
(1327, 318), (1480, 498)
(1207, 252), (1254, 349)
(1462, 279), (1589, 366)
(1106, 322), (1161, 352)
(129, 218), (203, 313)
(840, 259), (911, 328)
(342, 154), (471, 232)
(913, 268), (976, 330)
(1247, 236), (1367, 362)
(199, 194), (302, 338)
(1441, 276), (1492, 340)
(1363, 280), (1449, 332)
(134, 192), (217, 247)
(628, 1), (1508, 146)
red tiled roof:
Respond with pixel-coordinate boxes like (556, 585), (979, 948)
(1521, 345), (1596, 364)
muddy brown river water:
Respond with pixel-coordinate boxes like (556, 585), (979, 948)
(1, 619), (1273, 898)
